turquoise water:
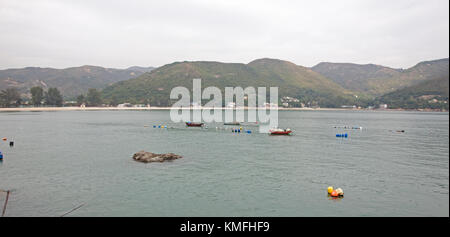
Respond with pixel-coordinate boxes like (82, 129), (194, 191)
(0, 110), (448, 216)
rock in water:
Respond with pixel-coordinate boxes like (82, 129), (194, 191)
(132, 151), (182, 163)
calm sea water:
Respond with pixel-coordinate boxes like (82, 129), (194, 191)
(0, 110), (448, 217)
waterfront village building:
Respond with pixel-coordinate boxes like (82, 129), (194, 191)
(190, 102), (201, 108)
(379, 104), (388, 109)
(134, 104), (148, 108)
(227, 102), (236, 108)
(117, 103), (132, 108)
(263, 102), (278, 108)
(341, 105), (357, 109)
(281, 96), (300, 103)
(281, 96), (300, 107)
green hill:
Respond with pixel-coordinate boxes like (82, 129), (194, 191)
(4, 58), (446, 109)
(0, 65), (154, 98)
(311, 62), (402, 95)
(376, 76), (449, 110)
(101, 58), (357, 107)
(311, 58), (449, 96)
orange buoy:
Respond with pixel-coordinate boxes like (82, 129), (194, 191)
(331, 190), (339, 197)
(2, 138), (6, 141)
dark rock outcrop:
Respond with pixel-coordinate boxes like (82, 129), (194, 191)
(132, 151), (182, 163)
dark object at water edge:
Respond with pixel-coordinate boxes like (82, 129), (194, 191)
(132, 151), (182, 163)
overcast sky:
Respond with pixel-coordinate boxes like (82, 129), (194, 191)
(0, 0), (448, 69)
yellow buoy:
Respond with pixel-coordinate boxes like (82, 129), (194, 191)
(327, 186), (334, 194)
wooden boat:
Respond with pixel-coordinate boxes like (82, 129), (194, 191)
(224, 122), (241, 125)
(269, 128), (292, 135)
(186, 122), (204, 127)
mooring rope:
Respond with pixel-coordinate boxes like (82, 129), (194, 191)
(60, 203), (86, 217)
(0, 189), (11, 217)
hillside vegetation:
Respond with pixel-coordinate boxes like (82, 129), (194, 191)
(0, 65), (154, 98)
(102, 58), (358, 107)
(1, 58), (447, 109)
(312, 58), (449, 96)
(376, 76), (449, 110)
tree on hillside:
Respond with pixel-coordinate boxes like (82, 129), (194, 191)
(0, 88), (21, 107)
(109, 95), (119, 107)
(30, 86), (44, 106)
(76, 94), (85, 106)
(45, 88), (63, 106)
(86, 88), (102, 106)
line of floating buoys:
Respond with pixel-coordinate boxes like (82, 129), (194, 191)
(216, 127), (252, 134)
(336, 133), (348, 138)
(150, 124), (252, 134)
(334, 126), (362, 130)
(327, 186), (344, 198)
(231, 128), (252, 134)
(152, 125), (169, 129)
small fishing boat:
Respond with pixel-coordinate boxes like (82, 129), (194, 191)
(269, 128), (292, 135)
(186, 122), (204, 127)
(224, 122), (241, 125)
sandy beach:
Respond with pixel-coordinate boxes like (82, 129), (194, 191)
(0, 106), (359, 112)
(0, 106), (169, 112)
(0, 106), (444, 112)
(0, 106), (321, 112)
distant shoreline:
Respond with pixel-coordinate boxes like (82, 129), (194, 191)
(0, 106), (447, 112)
